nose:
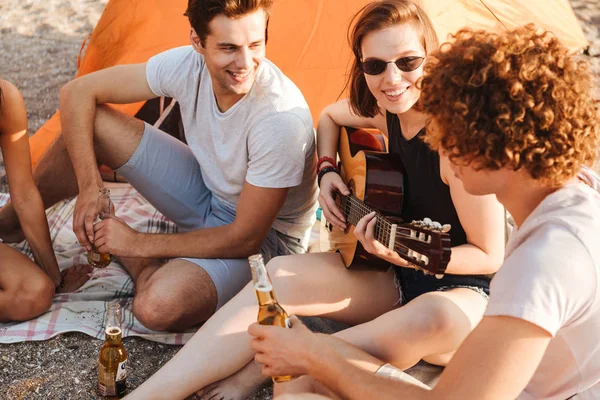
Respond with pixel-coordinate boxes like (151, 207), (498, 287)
(237, 47), (253, 70)
(383, 62), (403, 84)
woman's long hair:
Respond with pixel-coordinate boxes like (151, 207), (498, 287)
(345, 0), (439, 118)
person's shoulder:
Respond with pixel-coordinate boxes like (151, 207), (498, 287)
(147, 46), (205, 75)
(502, 213), (596, 287)
(250, 59), (312, 132)
(152, 46), (202, 65)
(155, 45), (196, 57)
(254, 59), (308, 109)
(531, 183), (600, 242)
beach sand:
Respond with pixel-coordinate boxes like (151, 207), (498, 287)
(0, 0), (599, 398)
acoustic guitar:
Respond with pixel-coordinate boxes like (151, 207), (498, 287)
(320, 127), (452, 275)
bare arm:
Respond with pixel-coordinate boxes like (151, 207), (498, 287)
(0, 80), (61, 286)
(316, 99), (387, 167)
(440, 155), (505, 275)
(59, 63), (157, 249)
(251, 315), (551, 400)
(317, 100), (387, 229)
(93, 182), (288, 259)
(60, 63), (156, 191)
(324, 316), (551, 400)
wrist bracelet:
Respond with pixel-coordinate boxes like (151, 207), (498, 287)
(317, 156), (336, 172)
(318, 166), (338, 187)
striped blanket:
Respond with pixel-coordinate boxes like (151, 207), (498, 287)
(0, 183), (197, 344)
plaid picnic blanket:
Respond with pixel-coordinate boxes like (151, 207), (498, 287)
(0, 182), (197, 345)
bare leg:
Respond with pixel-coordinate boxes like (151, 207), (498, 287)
(276, 288), (485, 397)
(334, 288), (487, 369)
(125, 252), (399, 400)
(0, 105), (144, 241)
(274, 376), (337, 400)
(115, 256), (218, 332)
(196, 360), (267, 400)
(0, 243), (55, 321)
(273, 333), (384, 399)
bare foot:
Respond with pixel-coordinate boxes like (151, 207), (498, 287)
(57, 264), (94, 293)
(196, 360), (268, 400)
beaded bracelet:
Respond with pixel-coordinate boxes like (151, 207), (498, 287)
(317, 156), (336, 172)
(318, 166), (338, 187)
(57, 277), (66, 291)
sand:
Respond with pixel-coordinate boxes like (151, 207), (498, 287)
(0, 0), (599, 399)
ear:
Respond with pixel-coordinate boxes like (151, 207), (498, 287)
(190, 28), (204, 54)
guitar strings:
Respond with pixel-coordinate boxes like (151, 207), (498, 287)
(339, 196), (395, 245)
(333, 194), (447, 270)
(338, 195), (415, 253)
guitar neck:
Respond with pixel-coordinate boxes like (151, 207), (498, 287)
(337, 194), (442, 269)
(339, 194), (395, 247)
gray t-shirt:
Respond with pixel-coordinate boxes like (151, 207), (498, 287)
(146, 46), (318, 246)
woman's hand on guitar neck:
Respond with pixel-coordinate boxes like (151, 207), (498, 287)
(355, 212), (412, 268)
(318, 172), (350, 231)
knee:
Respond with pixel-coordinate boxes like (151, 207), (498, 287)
(133, 287), (213, 332)
(407, 298), (458, 341)
(8, 276), (55, 321)
(133, 290), (178, 331)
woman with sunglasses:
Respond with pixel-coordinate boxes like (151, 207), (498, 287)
(248, 24), (600, 399)
(0, 79), (92, 321)
(124, 1), (504, 400)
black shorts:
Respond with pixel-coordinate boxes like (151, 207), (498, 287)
(393, 266), (490, 305)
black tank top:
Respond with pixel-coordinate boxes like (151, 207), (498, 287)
(386, 111), (467, 247)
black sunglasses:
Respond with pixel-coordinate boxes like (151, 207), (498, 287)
(359, 56), (425, 75)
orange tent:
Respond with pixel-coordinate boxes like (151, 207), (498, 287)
(30, 0), (588, 167)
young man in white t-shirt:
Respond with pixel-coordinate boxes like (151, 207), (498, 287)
(0, 0), (317, 332)
(246, 25), (600, 399)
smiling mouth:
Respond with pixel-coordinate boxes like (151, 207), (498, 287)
(227, 69), (252, 81)
(383, 87), (409, 98)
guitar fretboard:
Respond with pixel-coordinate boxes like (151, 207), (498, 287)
(338, 194), (408, 257)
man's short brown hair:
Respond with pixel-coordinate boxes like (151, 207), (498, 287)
(185, 0), (273, 46)
(420, 25), (599, 186)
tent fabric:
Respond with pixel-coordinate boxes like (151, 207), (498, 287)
(30, 0), (588, 167)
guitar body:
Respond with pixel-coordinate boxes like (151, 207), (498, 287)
(321, 127), (405, 271)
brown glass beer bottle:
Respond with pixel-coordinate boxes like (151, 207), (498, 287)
(87, 188), (112, 268)
(249, 254), (295, 383)
(98, 302), (128, 398)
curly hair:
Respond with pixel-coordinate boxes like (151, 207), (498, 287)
(420, 25), (599, 186)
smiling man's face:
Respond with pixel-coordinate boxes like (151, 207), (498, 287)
(191, 8), (267, 112)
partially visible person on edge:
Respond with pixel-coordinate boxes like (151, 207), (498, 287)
(123, 1), (505, 399)
(248, 25), (600, 399)
(0, 0), (317, 332)
(0, 79), (92, 322)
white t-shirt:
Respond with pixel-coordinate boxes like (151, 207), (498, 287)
(486, 182), (600, 399)
(146, 46), (318, 245)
